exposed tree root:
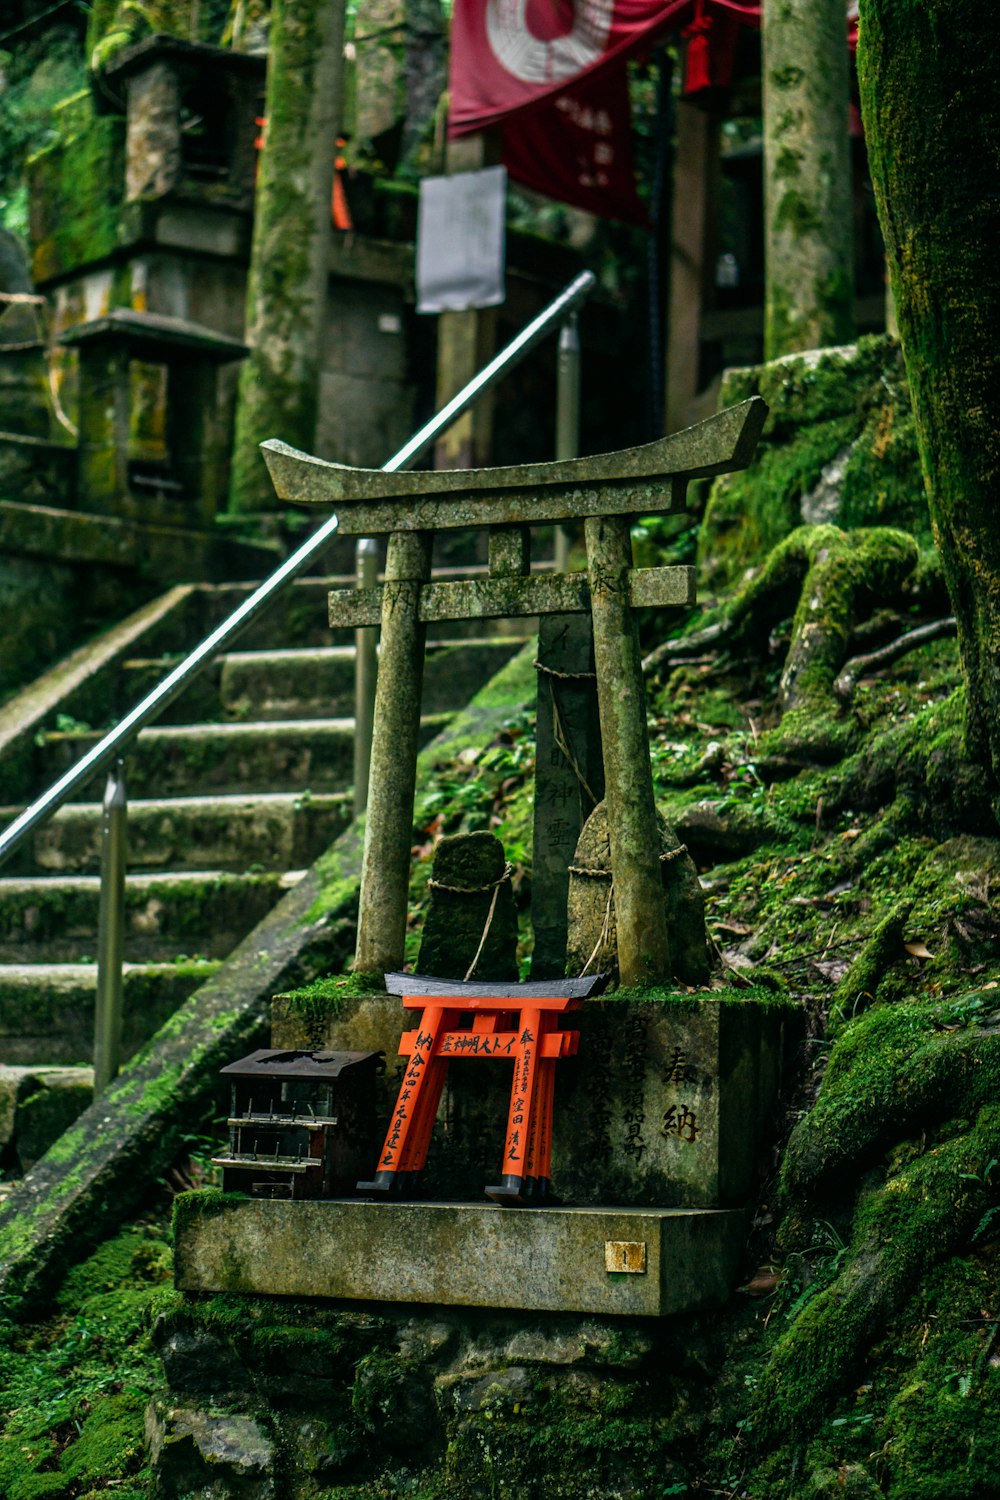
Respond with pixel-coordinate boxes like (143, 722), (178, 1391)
(741, 525), (918, 757)
(829, 687), (997, 839)
(828, 900), (913, 1032)
(834, 615), (957, 703)
(646, 525), (920, 765)
(754, 1100), (1000, 1445)
(749, 993), (1000, 1444)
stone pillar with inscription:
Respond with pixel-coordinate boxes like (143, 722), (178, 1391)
(531, 614), (604, 979)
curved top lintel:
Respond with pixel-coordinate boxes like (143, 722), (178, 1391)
(261, 396), (768, 509)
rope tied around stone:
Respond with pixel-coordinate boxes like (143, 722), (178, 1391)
(532, 658), (597, 682)
(574, 846), (688, 976)
(568, 844), (688, 879)
(534, 658), (600, 807)
(581, 886), (615, 977)
(427, 861), (514, 895)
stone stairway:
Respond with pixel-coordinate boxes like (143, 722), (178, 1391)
(0, 572), (529, 1180)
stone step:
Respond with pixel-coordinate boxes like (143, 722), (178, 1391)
(116, 635), (529, 725)
(0, 642), (536, 1315)
(222, 636), (529, 720)
(0, 960), (220, 1065)
(0, 792), (351, 876)
(0, 869), (301, 963)
(34, 713), (451, 797)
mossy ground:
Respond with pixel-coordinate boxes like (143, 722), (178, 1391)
(0, 1216), (174, 1499)
(5, 340), (998, 1494)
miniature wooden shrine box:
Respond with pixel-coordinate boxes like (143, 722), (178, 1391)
(213, 1049), (382, 1200)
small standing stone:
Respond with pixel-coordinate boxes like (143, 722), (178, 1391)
(417, 832), (519, 981)
(565, 801), (710, 986)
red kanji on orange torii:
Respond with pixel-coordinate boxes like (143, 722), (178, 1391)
(357, 994), (580, 1204)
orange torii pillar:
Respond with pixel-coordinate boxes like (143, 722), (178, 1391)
(357, 995), (580, 1204)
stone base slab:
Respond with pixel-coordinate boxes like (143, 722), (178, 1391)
(174, 1196), (746, 1317)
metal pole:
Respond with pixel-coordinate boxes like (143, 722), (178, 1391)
(353, 537), (379, 817)
(0, 270), (597, 874)
(385, 269), (595, 475)
(555, 312), (581, 571)
(94, 758), (127, 1094)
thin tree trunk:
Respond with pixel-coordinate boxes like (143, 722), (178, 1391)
(762, 0), (854, 359)
(858, 1), (1000, 779)
(229, 0), (346, 512)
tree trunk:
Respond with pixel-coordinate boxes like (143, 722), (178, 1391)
(762, 0), (854, 359)
(858, 1), (1000, 780)
(229, 0), (346, 512)
(403, 0), (447, 165)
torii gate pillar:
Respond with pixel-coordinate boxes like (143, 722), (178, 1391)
(263, 396), (767, 987)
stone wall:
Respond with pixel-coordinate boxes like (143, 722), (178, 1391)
(149, 1291), (710, 1498)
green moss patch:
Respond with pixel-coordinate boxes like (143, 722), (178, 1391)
(0, 1222), (172, 1499)
(698, 337), (930, 593)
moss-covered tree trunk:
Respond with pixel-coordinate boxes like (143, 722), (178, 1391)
(762, 0), (854, 359)
(858, 2), (1000, 781)
(229, 0), (346, 512)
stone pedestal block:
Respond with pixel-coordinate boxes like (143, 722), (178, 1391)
(271, 992), (798, 1208)
(173, 1195), (745, 1317)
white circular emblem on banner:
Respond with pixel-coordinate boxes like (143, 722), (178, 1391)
(485, 0), (616, 85)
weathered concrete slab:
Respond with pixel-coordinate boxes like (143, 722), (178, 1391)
(2, 792), (350, 875)
(0, 869), (289, 962)
(173, 1195), (746, 1317)
(272, 993), (798, 1208)
(0, 500), (276, 583)
(0, 645), (537, 1315)
(218, 637), (526, 720)
(0, 584), (196, 804)
(37, 714), (450, 799)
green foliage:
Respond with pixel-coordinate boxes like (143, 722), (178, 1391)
(274, 968), (386, 1021)
(0, 27), (86, 238)
(0, 1223), (172, 1498)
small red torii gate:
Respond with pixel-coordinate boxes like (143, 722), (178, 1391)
(358, 973), (605, 1203)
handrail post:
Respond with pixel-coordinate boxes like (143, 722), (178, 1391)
(353, 537), (379, 817)
(555, 311), (581, 570)
(94, 758), (127, 1094)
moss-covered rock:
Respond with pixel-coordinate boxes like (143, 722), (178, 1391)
(416, 830), (519, 982)
(27, 91), (125, 285)
(697, 338), (928, 593)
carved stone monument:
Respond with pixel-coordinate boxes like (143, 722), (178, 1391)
(172, 399), (790, 1320)
(262, 394), (766, 987)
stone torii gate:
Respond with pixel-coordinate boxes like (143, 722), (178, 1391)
(263, 396), (766, 988)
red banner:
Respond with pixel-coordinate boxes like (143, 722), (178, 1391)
(500, 62), (648, 223)
(448, 0), (856, 222)
(450, 0), (761, 133)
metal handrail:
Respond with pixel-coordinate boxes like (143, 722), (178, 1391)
(0, 266), (595, 1091)
(0, 268), (595, 871)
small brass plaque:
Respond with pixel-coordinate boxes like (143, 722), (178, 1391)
(605, 1240), (647, 1274)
